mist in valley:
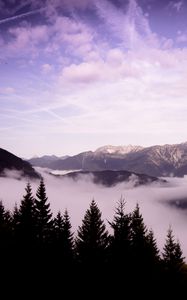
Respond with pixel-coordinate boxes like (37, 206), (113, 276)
(1, 168), (187, 258)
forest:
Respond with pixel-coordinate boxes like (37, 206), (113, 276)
(0, 179), (186, 296)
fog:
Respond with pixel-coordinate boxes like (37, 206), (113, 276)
(1, 168), (187, 258)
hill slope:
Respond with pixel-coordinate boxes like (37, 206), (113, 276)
(0, 148), (39, 179)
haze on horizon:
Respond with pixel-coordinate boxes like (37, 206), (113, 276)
(1, 0), (187, 158)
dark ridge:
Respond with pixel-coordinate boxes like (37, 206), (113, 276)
(0, 148), (40, 179)
(57, 170), (166, 187)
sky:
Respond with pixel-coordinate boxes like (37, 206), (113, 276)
(0, 0), (187, 158)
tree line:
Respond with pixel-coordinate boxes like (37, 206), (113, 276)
(0, 179), (187, 296)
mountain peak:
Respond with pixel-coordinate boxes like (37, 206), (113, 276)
(95, 145), (143, 155)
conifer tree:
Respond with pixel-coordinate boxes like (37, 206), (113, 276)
(53, 211), (64, 244)
(75, 200), (108, 267)
(147, 229), (160, 263)
(35, 179), (52, 244)
(53, 210), (74, 256)
(131, 203), (148, 255)
(18, 183), (36, 245)
(0, 200), (12, 247)
(174, 241), (185, 267)
(162, 227), (185, 270)
(109, 198), (131, 267)
(62, 209), (74, 261)
(130, 202), (151, 283)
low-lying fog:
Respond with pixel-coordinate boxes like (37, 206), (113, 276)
(1, 167), (187, 258)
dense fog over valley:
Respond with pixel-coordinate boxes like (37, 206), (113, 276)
(1, 167), (187, 258)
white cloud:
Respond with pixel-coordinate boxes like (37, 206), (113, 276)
(169, 1), (183, 12)
(41, 63), (53, 74)
(177, 32), (187, 43)
(61, 62), (102, 84)
(0, 87), (15, 94)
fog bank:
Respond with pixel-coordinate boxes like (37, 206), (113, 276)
(0, 168), (187, 258)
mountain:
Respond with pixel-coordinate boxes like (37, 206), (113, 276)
(28, 142), (187, 177)
(53, 170), (165, 187)
(95, 145), (143, 155)
(28, 155), (69, 168)
(0, 148), (40, 179)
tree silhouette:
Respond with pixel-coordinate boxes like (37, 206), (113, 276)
(147, 229), (160, 263)
(76, 200), (108, 267)
(35, 179), (52, 244)
(18, 183), (36, 245)
(162, 227), (186, 293)
(62, 209), (74, 261)
(163, 227), (185, 270)
(0, 200), (12, 248)
(53, 210), (74, 262)
(131, 203), (148, 257)
(108, 198), (131, 268)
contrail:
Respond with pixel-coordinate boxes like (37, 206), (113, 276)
(0, 8), (45, 25)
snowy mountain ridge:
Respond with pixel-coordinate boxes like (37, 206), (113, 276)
(95, 145), (144, 155)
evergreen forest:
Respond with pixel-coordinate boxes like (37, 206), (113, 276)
(1, 179), (186, 296)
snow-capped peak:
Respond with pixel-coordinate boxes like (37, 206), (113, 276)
(95, 145), (143, 155)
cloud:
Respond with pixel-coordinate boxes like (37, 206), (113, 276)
(0, 87), (15, 94)
(95, 0), (159, 50)
(1, 0), (187, 155)
(1, 23), (50, 60)
(61, 62), (102, 84)
(169, 1), (183, 12)
(41, 63), (53, 74)
(177, 31), (187, 43)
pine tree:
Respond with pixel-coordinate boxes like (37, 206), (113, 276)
(174, 241), (185, 267)
(12, 203), (20, 231)
(53, 211), (64, 244)
(75, 200), (108, 267)
(130, 202), (151, 287)
(18, 183), (36, 245)
(62, 209), (74, 261)
(163, 227), (185, 270)
(0, 200), (12, 246)
(35, 179), (52, 244)
(162, 227), (186, 293)
(53, 210), (74, 257)
(109, 198), (131, 267)
(147, 229), (160, 263)
(131, 203), (148, 256)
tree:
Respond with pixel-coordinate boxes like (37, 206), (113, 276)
(162, 227), (185, 270)
(75, 200), (108, 267)
(0, 200), (12, 248)
(18, 183), (36, 245)
(108, 198), (131, 267)
(131, 203), (148, 258)
(162, 227), (186, 293)
(62, 209), (74, 261)
(35, 179), (52, 244)
(53, 210), (74, 260)
(147, 229), (160, 263)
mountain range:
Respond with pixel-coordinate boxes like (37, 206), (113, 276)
(28, 142), (187, 177)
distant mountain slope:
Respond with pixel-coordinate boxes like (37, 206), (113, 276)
(56, 170), (165, 187)
(28, 142), (187, 177)
(0, 148), (39, 179)
(28, 155), (68, 168)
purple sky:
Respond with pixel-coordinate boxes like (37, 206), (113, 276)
(0, 0), (187, 158)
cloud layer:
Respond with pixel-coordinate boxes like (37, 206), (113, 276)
(1, 168), (187, 259)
